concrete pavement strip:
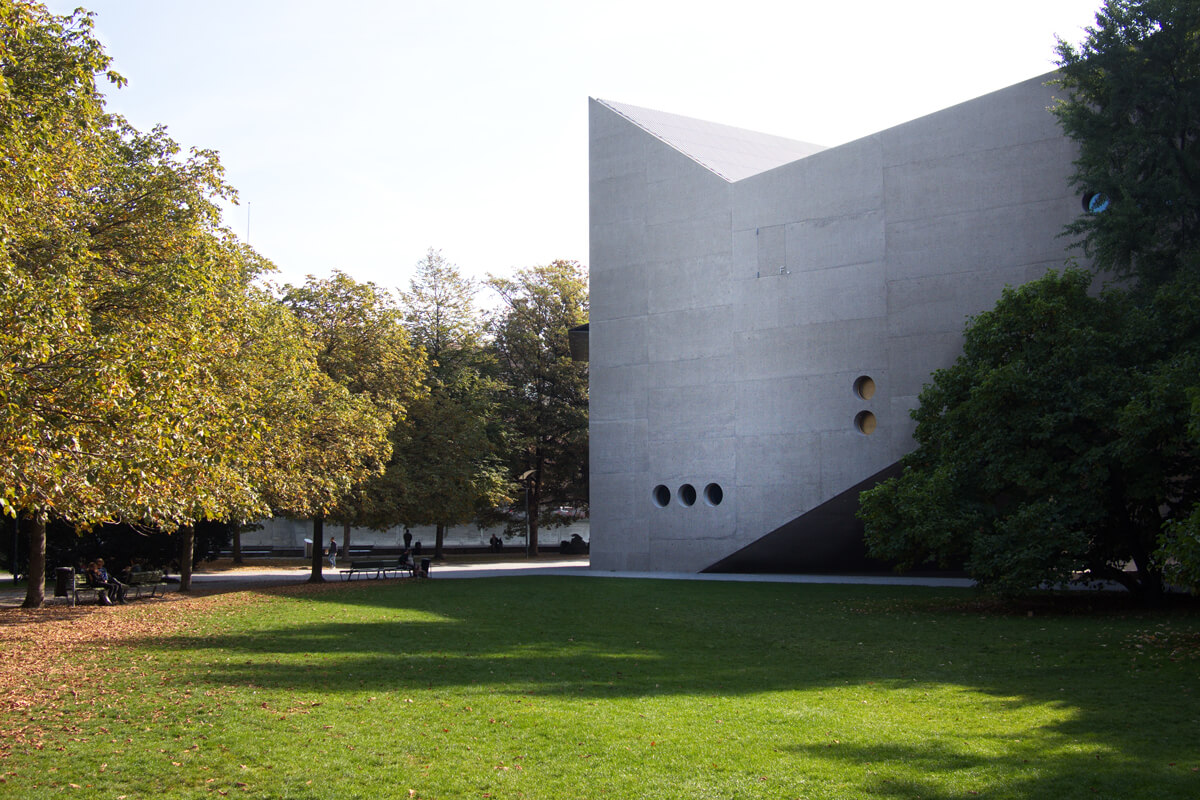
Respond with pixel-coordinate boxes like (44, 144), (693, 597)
(1, 558), (975, 607)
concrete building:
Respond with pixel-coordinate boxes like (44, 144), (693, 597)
(587, 73), (1084, 574)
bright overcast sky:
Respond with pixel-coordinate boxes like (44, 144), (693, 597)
(48, 0), (1103, 293)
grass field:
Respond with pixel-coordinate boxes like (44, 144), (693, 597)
(2, 577), (1199, 799)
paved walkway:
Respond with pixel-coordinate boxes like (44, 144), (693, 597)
(0, 557), (975, 608)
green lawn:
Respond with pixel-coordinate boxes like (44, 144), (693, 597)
(4, 578), (1199, 799)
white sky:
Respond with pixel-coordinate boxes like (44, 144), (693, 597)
(48, 0), (1103, 294)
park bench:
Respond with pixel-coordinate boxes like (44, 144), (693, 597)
(125, 569), (168, 599)
(51, 567), (168, 605)
(51, 571), (106, 606)
(339, 557), (417, 581)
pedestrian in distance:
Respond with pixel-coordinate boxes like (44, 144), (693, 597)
(328, 537), (338, 569)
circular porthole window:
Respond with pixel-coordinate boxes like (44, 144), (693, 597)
(678, 483), (697, 507)
(703, 483), (724, 506)
(855, 410), (877, 435)
(652, 484), (671, 508)
(1083, 192), (1110, 214)
(853, 375), (876, 400)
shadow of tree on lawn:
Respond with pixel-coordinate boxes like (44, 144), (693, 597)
(116, 576), (1200, 798)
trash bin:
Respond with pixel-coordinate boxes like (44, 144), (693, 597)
(303, 538), (313, 559)
(54, 566), (73, 598)
(419, 558), (431, 578)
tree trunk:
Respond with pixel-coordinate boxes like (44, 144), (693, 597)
(1130, 544), (1166, 606)
(527, 481), (540, 558)
(343, 520), (351, 556)
(21, 515), (45, 609)
(309, 514), (325, 583)
(435, 523), (445, 560)
(9, 515), (19, 584)
(178, 525), (194, 592)
(232, 519), (243, 564)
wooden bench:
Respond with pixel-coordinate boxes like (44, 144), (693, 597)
(52, 569), (168, 605)
(125, 569), (168, 599)
(52, 573), (106, 606)
(339, 558), (415, 581)
(234, 547), (275, 557)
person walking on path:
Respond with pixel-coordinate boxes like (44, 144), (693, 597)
(327, 537), (338, 569)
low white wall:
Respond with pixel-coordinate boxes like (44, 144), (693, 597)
(245, 518), (589, 549)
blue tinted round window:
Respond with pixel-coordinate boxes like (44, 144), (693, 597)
(1084, 192), (1110, 214)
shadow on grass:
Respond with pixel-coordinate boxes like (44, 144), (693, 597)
(782, 736), (1195, 799)
(122, 576), (1200, 797)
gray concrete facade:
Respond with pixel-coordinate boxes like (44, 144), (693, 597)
(588, 74), (1083, 573)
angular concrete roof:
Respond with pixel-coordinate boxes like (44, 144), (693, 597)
(595, 99), (827, 182)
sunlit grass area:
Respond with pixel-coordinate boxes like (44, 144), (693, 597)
(3, 578), (1199, 799)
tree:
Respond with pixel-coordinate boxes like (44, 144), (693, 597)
(0, 3), (272, 602)
(1053, 0), (1200, 591)
(282, 272), (423, 416)
(282, 272), (425, 580)
(1, 3), (398, 602)
(402, 249), (485, 383)
(488, 260), (589, 557)
(858, 2), (1200, 601)
(1053, 0), (1200, 289)
(382, 250), (510, 559)
(859, 270), (1200, 599)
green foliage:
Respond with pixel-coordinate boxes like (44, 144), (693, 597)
(279, 271), (428, 523)
(0, 63), (267, 526)
(0, 2), (402, 599)
(488, 260), (589, 551)
(861, 270), (1200, 598)
(865, 2), (1200, 599)
(0, 1), (121, 240)
(282, 270), (425, 419)
(280, 272), (423, 577)
(401, 248), (485, 385)
(357, 251), (509, 556)
(1053, 0), (1200, 288)
(1157, 380), (1200, 592)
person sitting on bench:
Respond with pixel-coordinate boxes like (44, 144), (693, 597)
(85, 561), (114, 605)
(92, 558), (127, 604)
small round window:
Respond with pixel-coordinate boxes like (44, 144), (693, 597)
(652, 484), (671, 508)
(1083, 192), (1110, 214)
(678, 483), (697, 507)
(855, 410), (877, 435)
(853, 375), (876, 400)
(703, 483), (724, 506)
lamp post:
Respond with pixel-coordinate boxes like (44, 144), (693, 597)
(519, 469), (536, 557)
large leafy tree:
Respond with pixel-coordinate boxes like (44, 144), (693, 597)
(0, 3), (269, 602)
(1054, 0), (1200, 589)
(488, 260), (588, 556)
(1, 3), (395, 603)
(861, 0), (1200, 600)
(282, 271), (424, 580)
(1053, 0), (1200, 289)
(859, 270), (1200, 599)
(383, 249), (509, 558)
